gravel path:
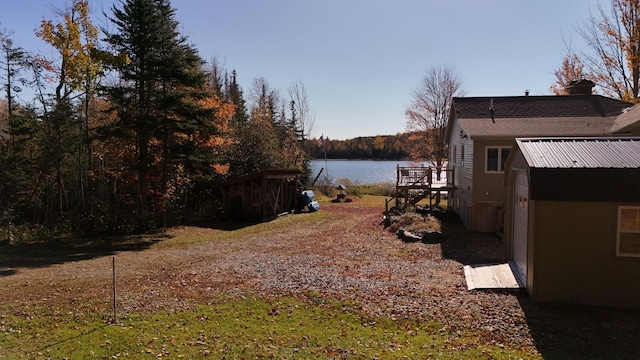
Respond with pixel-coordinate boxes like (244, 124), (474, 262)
(1, 200), (639, 358)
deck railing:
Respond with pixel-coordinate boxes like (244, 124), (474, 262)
(396, 165), (452, 189)
(385, 165), (455, 215)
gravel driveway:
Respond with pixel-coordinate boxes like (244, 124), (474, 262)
(1, 200), (638, 358)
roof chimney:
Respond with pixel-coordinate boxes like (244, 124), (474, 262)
(566, 79), (595, 95)
(525, 89), (529, 96)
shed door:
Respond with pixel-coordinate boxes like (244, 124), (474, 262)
(513, 171), (528, 284)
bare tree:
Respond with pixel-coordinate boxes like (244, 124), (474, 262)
(550, 37), (586, 95)
(248, 77), (283, 123)
(207, 56), (226, 97)
(405, 64), (464, 169)
(578, 0), (640, 102)
(287, 79), (315, 140)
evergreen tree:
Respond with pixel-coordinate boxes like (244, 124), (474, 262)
(228, 70), (248, 126)
(0, 30), (28, 149)
(105, 0), (218, 229)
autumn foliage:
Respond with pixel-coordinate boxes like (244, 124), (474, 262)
(0, 0), (311, 236)
(553, 0), (640, 102)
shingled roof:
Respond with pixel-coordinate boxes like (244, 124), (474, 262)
(457, 116), (618, 138)
(610, 103), (640, 133)
(452, 94), (631, 119)
(450, 94), (633, 138)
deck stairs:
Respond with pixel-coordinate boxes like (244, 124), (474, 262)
(385, 165), (454, 214)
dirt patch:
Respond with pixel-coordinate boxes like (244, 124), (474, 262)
(1, 199), (639, 358)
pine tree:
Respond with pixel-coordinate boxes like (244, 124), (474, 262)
(228, 70), (248, 127)
(105, 0), (218, 229)
(0, 31), (28, 149)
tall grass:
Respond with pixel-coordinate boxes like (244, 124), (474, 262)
(313, 178), (395, 198)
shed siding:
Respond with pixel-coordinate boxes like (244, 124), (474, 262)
(504, 151), (530, 259)
(532, 201), (640, 308)
(530, 168), (640, 202)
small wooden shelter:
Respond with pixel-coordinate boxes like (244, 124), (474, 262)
(221, 169), (300, 221)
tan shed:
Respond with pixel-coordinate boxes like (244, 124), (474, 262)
(504, 137), (640, 308)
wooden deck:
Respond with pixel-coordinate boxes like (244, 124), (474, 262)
(463, 262), (524, 290)
(386, 165), (454, 211)
(396, 166), (451, 190)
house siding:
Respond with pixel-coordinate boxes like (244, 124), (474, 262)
(448, 118), (473, 189)
(448, 118), (473, 229)
(447, 95), (637, 234)
(470, 138), (514, 232)
(531, 201), (640, 308)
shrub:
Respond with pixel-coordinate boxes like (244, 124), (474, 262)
(386, 210), (441, 235)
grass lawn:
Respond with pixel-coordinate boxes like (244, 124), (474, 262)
(1, 195), (638, 359)
(1, 296), (527, 359)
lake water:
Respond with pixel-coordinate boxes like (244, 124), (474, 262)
(311, 159), (425, 184)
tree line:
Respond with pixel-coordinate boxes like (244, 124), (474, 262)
(3, 0), (634, 238)
(308, 133), (417, 160)
(0, 0), (313, 235)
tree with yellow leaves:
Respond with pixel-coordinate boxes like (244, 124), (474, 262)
(36, 0), (101, 103)
(550, 39), (586, 95)
(572, 0), (640, 102)
(32, 0), (105, 220)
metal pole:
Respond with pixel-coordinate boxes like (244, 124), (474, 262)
(112, 256), (117, 322)
(311, 167), (324, 186)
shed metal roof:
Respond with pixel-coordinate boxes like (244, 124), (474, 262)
(516, 137), (640, 169)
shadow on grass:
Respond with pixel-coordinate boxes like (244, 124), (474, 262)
(0, 214), (281, 277)
(193, 210), (318, 231)
(190, 218), (262, 231)
(517, 295), (640, 360)
(0, 231), (171, 276)
(437, 213), (640, 359)
(437, 214), (506, 265)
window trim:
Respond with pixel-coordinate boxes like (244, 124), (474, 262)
(617, 206), (640, 258)
(485, 146), (511, 174)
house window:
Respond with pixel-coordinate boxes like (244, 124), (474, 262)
(461, 144), (465, 167)
(617, 206), (640, 257)
(485, 146), (511, 173)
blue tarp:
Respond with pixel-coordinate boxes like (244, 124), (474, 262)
(301, 190), (319, 212)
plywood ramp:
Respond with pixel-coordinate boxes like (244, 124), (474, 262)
(464, 262), (524, 290)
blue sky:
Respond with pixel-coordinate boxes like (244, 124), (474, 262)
(2, 0), (606, 139)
